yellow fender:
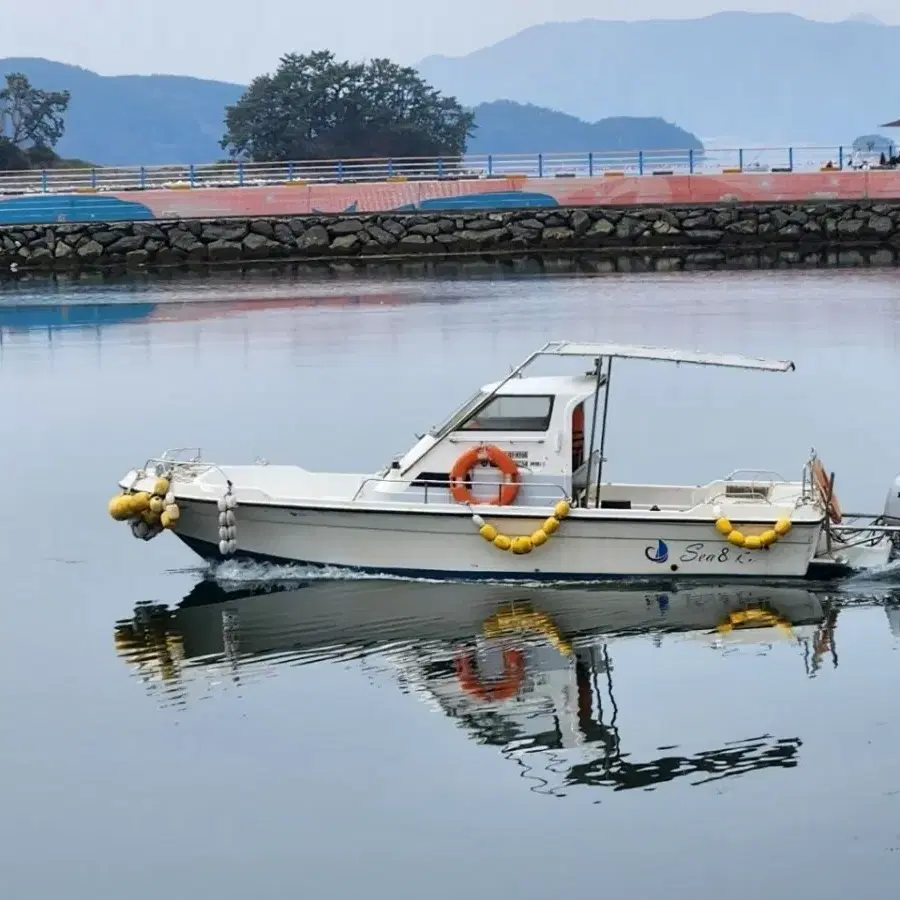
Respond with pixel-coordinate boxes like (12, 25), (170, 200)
(107, 472), (180, 537)
(473, 500), (570, 554)
(714, 515), (791, 550)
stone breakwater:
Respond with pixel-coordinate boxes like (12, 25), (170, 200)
(4, 202), (900, 272)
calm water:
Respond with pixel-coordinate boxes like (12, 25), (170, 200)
(2, 269), (900, 897)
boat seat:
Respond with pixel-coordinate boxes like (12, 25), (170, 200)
(572, 452), (599, 492)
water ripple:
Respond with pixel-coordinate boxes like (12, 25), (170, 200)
(112, 576), (900, 797)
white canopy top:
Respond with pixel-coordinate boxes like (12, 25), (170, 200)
(536, 341), (796, 372)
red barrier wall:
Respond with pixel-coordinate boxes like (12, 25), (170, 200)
(126, 171), (900, 219)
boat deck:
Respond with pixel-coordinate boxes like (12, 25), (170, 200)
(142, 462), (820, 522)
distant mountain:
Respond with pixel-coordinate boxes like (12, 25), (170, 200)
(845, 13), (884, 25)
(418, 12), (900, 145)
(468, 101), (702, 154)
(0, 58), (701, 166)
(0, 58), (243, 165)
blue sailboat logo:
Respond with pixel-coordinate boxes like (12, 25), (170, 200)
(644, 540), (669, 563)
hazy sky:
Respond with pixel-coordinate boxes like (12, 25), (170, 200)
(1, 1), (896, 82)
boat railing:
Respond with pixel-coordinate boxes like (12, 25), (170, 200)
(352, 476), (571, 506)
(722, 469), (788, 483)
(703, 470), (804, 511)
(139, 451), (231, 488)
(703, 488), (782, 509)
(156, 447), (204, 464)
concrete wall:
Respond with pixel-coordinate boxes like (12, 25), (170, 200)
(4, 170), (900, 226)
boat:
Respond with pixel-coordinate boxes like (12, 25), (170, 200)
(108, 340), (900, 581)
(114, 579), (841, 792)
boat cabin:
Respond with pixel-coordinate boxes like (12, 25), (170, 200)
(360, 341), (798, 512)
(369, 372), (599, 506)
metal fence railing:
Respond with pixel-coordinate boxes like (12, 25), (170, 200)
(0, 146), (873, 196)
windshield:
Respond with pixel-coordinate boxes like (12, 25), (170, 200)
(459, 395), (554, 432)
(430, 391), (557, 437)
(429, 391), (487, 438)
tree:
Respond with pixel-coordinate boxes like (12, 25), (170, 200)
(0, 73), (70, 150)
(221, 51), (475, 162)
(0, 73), (71, 170)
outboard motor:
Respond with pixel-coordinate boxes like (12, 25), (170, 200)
(883, 474), (900, 523)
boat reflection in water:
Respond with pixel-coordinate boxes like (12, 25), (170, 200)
(114, 577), (865, 794)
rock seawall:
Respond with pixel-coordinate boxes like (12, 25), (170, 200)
(3, 202), (900, 272)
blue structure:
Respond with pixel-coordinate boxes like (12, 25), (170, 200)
(0, 195), (154, 226)
(394, 191), (560, 212)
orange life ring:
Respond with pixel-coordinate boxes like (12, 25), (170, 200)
(811, 458), (842, 524)
(449, 444), (520, 506)
(453, 648), (525, 702)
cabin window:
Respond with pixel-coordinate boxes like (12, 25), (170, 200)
(460, 395), (554, 432)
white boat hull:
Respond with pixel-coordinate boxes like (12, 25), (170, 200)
(172, 496), (823, 581)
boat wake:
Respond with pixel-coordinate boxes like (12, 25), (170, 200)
(201, 559), (409, 586)
(167, 558), (673, 591)
(164, 556), (900, 598)
(839, 557), (900, 588)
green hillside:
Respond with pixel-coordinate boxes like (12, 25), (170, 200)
(0, 58), (702, 166)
